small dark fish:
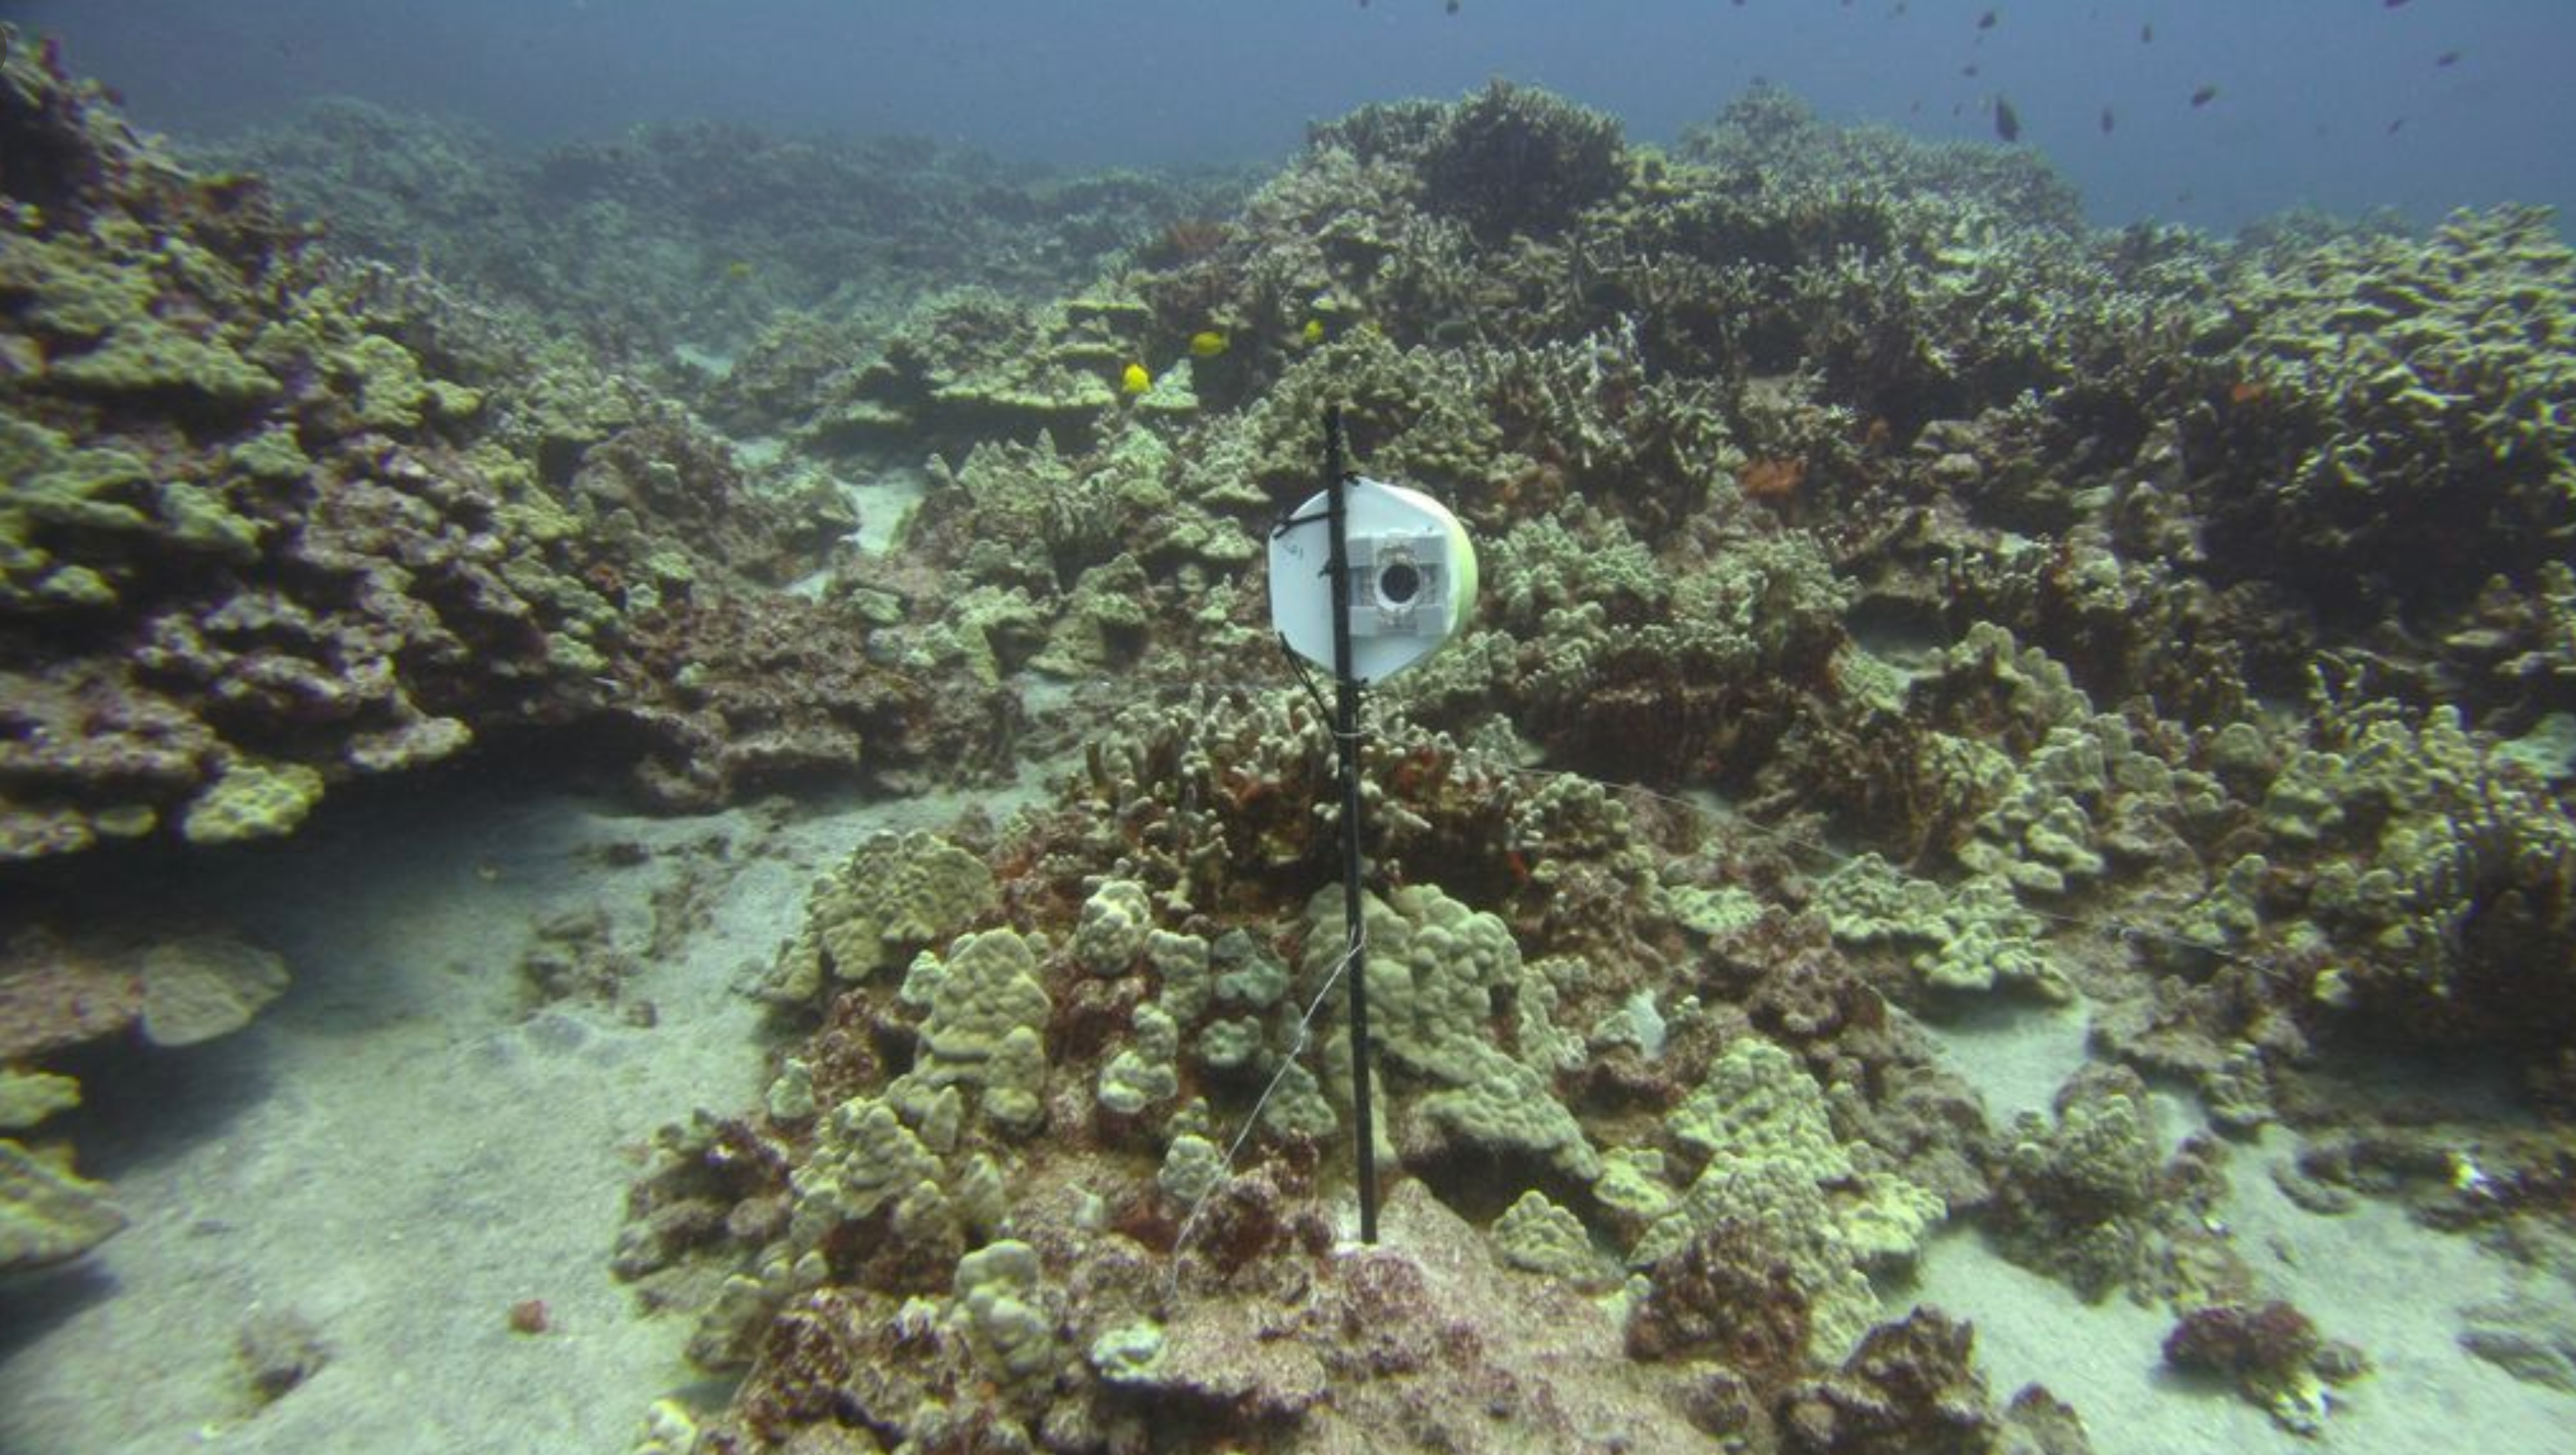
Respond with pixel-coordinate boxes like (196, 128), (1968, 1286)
(2387, 116), (2409, 134)
(2140, 22), (2153, 43)
(1994, 96), (2021, 142)
(1978, 9), (1998, 29)
(1446, 0), (1460, 13)
(2190, 84), (2218, 107)
(1962, 61), (1981, 77)
(2385, 0), (2411, 7)
(2436, 49), (2460, 67)
(2100, 105), (2115, 134)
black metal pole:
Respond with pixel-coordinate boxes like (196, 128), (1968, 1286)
(1322, 406), (1378, 1245)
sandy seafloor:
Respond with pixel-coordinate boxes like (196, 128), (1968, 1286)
(1, 777), (2570, 1455)
(0, 777), (1029, 1454)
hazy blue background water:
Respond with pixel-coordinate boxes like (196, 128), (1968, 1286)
(16, 0), (2573, 236)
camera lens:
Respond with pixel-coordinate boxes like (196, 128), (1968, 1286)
(1378, 559), (1421, 605)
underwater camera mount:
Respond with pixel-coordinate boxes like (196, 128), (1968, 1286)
(1268, 406), (1478, 1243)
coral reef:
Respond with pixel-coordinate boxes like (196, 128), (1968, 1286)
(588, 74), (2576, 1447)
(2191, 208), (2576, 629)
(0, 923), (286, 1270)
(213, 100), (1239, 366)
(7, 27), (2576, 1452)
(612, 672), (2015, 1450)
(0, 1138), (123, 1272)
(1, 40), (1001, 860)
(767, 830), (1000, 1007)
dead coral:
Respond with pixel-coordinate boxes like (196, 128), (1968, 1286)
(2161, 1298), (2350, 1435)
(1983, 1064), (2167, 1302)
(1627, 1219), (1815, 1397)
(1775, 1308), (1997, 1455)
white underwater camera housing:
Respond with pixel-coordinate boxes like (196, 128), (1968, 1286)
(1268, 477), (1478, 684)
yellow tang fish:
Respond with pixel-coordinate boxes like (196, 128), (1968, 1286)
(1121, 362), (1152, 394)
(1188, 329), (1229, 358)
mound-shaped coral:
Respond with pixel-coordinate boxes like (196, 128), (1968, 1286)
(0, 39), (1006, 858)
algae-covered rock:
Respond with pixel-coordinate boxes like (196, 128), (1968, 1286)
(338, 332), (430, 430)
(1776, 1309), (2003, 1454)
(139, 934), (291, 1046)
(179, 759), (327, 845)
(43, 314), (280, 406)
(0, 1139), (125, 1271)
(0, 1068), (80, 1131)
(1088, 1320), (1169, 1386)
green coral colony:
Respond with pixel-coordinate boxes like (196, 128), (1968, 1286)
(7, 22), (2576, 1455)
